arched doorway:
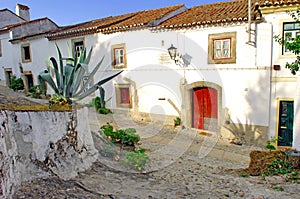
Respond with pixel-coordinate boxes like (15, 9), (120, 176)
(186, 81), (222, 132)
(192, 87), (218, 131)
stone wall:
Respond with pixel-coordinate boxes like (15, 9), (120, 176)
(0, 107), (97, 199)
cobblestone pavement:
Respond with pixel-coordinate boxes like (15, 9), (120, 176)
(13, 108), (300, 199)
(2, 88), (298, 199)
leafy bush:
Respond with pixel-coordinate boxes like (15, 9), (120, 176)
(9, 76), (24, 91)
(100, 123), (140, 147)
(265, 136), (281, 151)
(92, 96), (111, 114)
(174, 117), (181, 127)
(28, 85), (42, 98)
(125, 148), (149, 171)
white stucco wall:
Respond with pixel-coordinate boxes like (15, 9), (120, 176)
(263, 10), (300, 149)
(0, 107), (97, 198)
(39, 23), (273, 129)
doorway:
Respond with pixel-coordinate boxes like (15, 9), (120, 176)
(192, 87), (218, 131)
(277, 100), (294, 147)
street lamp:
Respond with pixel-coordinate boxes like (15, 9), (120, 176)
(167, 44), (190, 128)
(168, 44), (178, 61)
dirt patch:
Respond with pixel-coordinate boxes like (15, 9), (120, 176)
(241, 150), (300, 176)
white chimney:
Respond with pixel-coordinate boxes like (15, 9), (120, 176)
(16, 4), (30, 21)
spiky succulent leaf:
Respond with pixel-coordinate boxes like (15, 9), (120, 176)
(39, 71), (59, 94)
(55, 44), (64, 92)
(75, 56), (105, 95)
(73, 70), (123, 99)
(48, 57), (61, 90)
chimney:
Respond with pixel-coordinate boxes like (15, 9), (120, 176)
(16, 4), (30, 21)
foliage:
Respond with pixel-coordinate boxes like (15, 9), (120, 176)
(92, 95), (112, 114)
(174, 117), (181, 127)
(9, 76), (24, 91)
(28, 85), (42, 98)
(124, 148), (149, 171)
(49, 94), (71, 107)
(263, 157), (293, 176)
(274, 10), (300, 74)
(265, 136), (281, 151)
(100, 123), (140, 147)
(38, 44), (122, 104)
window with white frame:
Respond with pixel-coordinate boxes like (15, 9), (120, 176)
(21, 43), (31, 63)
(214, 39), (231, 59)
(282, 22), (300, 54)
(208, 32), (236, 64)
(112, 44), (127, 68)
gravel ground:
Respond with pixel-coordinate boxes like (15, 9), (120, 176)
(2, 87), (298, 199)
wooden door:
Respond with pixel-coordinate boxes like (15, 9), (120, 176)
(278, 100), (294, 147)
(193, 87), (218, 130)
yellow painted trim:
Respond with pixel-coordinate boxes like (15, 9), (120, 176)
(271, 77), (297, 82)
(275, 98), (294, 146)
(260, 5), (299, 14)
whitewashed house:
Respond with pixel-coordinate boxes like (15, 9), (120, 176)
(0, 4), (58, 89)
(1, 1), (300, 149)
(257, 0), (300, 150)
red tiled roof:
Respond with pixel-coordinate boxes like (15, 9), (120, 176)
(47, 12), (136, 40)
(100, 4), (185, 34)
(157, 0), (262, 30)
(259, 0), (300, 7)
(47, 4), (185, 40)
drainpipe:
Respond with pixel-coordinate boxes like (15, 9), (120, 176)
(248, 0), (251, 44)
(268, 22), (274, 140)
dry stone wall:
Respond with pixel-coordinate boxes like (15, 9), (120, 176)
(0, 107), (97, 199)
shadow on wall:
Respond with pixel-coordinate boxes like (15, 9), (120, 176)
(221, 70), (271, 147)
(222, 114), (267, 147)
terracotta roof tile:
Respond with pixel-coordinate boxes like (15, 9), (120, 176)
(157, 0), (262, 29)
(259, 0), (300, 7)
(100, 4), (185, 33)
(47, 4), (185, 40)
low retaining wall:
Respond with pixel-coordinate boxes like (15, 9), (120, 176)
(0, 107), (97, 199)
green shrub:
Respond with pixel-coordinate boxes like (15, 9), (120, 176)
(92, 96), (111, 114)
(263, 155), (293, 176)
(265, 136), (281, 151)
(125, 148), (148, 171)
(174, 117), (181, 127)
(28, 85), (42, 98)
(9, 76), (24, 91)
(100, 124), (140, 147)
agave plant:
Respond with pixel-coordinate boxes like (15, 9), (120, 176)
(38, 44), (122, 103)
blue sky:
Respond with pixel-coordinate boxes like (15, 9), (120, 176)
(1, 0), (228, 26)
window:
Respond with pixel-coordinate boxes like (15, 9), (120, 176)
(208, 32), (236, 64)
(21, 43), (31, 63)
(0, 40), (2, 57)
(115, 84), (131, 108)
(282, 22), (300, 54)
(72, 38), (84, 57)
(112, 44), (127, 68)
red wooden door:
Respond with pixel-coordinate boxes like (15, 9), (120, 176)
(193, 87), (218, 129)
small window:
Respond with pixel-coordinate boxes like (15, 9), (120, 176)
(213, 39), (231, 59)
(282, 22), (300, 54)
(72, 38), (84, 58)
(115, 84), (131, 108)
(112, 44), (127, 68)
(21, 43), (31, 63)
(208, 32), (236, 64)
(0, 40), (2, 57)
